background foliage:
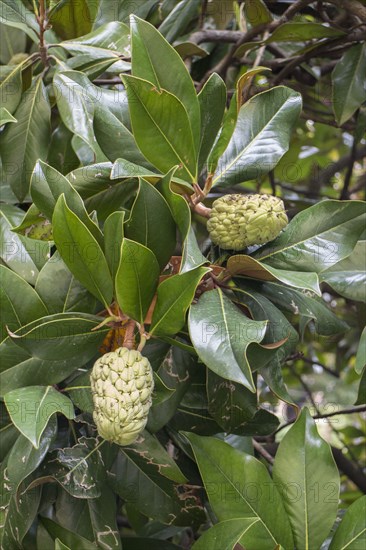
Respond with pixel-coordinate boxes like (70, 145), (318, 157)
(0, 1), (365, 548)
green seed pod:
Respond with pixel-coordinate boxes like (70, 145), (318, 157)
(8, 53), (29, 65)
(207, 193), (288, 250)
(90, 347), (154, 445)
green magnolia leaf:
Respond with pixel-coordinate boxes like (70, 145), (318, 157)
(206, 370), (257, 433)
(150, 267), (210, 336)
(0, 484), (41, 549)
(0, 107), (16, 125)
(48, 0), (94, 39)
(111, 159), (162, 181)
(0, 204), (49, 285)
(31, 161), (104, 246)
(0, 63), (23, 116)
(355, 367), (366, 405)
(35, 251), (97, 315)
(355, 327), (366, 375)
(227, 255), (321, 295)
(67, 162), (137, 222)
(7, 312), (108, 362)
(193, 517), (260, 550)
(273, 408), (340, 550)
(329, 495), (366, 550)
(259, 281), (348, 336)
(41, 517), (98, 550)
(0, 264), (48, 341)
(111, 446), (205, 527)
(4, 386), (74, 447)
(268, 22), (345, 43)
(59, 20), (130, 59)
(6, 417), (57, 494)
(94, 0), (157, 26)
(121, 74), (197, 181)
(53, 195), (113, 307)
(125, 178), (176, 269)
(0, 77), (51, 201)
(48, 122), (79, 175)
(0, 355), (84, 395)
(115, 239), (160, 324)
(185, 433), (294, 550)
(147, 346), (197, 433)
(0, 22), (26, 64)
(94, 105), (150, 166)
(130, 15), (200, 150)
(55, 539), (72, 550)
(320, 241), (366, 303)
(212, 87), (302, 187)
(53, 72), (107, 162)
(208, 92), (238, 174)
(332, 44), (366, 126)
(197, 73), (227, 174)
(255, 201), (366, 273)
(104, 210), (125, 280)
(87, 484), (122, 549)
(188, 288), (267, 391)
(158, 0), (201, 43)
(0, 0), (38, 42)
(244, 0), (272, 25)
(156, 169), (207, 273)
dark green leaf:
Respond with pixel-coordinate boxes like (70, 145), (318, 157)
(48, 122), (80, 175)
(244, 0), (272, 25)
(125, 178), (176, 269)
(193, 518), (260, 550)
(0, 63), (23, 115)
(4, 386), (74, 447)
(0, 77), (51, 201)
(130, 15), (200, 150)
(185, 433), (294, 549)
(0, 0), (38, 42)
(355, 327), (366, 375)
(7, 312), (108, 361)
(320, 241), (366, 303)
(213, 87), (302, 187)
(189, 289), (267, 391)
(268, 22), (345, 43)
(31, 161), (104, 246)
(332, 43), (366, 125)
(273, 408), (340, 550)
(41, 517), (98, 550)
(35, 251), (97, 315)
(104, 211), (125, 281)
(6, 417), (57, 494)
(197, 73), (227, 174)
(48, 0), (94, 39)
(0, 264), (48, 341)
(122, 74), (197, 181)
(53, 195), (113, 307)
(150, 267), (210, 336)
(115, 239), (160, 324)
(255, 200), (366, 273)
(329, 495), (366, 550)
(158, 0), (201, 43)
(259, 281), (348, 336)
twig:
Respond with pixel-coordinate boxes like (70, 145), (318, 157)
(275, 405), (366, 434)
(199, 0), (208, 29)
(123, 320), (136, 350)
(37, 0), (49, 67)
(286, 352), (340, 378)
(340, 117), (359, 199)
(311, 144), (366, 188)
(252, 439), (275, 465)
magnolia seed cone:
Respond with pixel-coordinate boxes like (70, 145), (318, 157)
(207, 193), (288, 250)
(90, 347), (154, 445)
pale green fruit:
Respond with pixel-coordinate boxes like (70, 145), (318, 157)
(207, 194), (288, 250)
(90, 347), (154, 445)
(8, 53), (29, 65)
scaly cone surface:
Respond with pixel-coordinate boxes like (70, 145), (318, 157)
(207, 193), (288, 250)
(91, 347), (154, 445)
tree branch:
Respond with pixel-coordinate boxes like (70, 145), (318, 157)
(311, 144), (366, 187)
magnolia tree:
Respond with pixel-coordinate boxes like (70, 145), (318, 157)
(0, 1), (365, 549)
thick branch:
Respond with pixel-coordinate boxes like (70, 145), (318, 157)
(311, 144), (366, 187)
